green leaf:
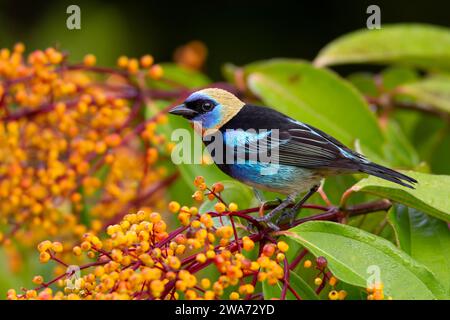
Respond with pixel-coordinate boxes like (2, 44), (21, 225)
(262, 270), (319, 300)
(282, 221), (447, 299)
(244, 59), (384, 156)
(347, 72), (378, 96)
(382, 120), (420, 168)
(388, 205), (450, 294)
(315, 24), (450, 70)
(352, 171), (450, 222)
(398, 75), (450, 114)
(381, 66), (420, 90)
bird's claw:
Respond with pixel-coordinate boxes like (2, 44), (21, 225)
(251, 217), (280, 232)
(276, 208), (297, 226)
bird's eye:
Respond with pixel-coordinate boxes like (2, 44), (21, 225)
(202, 102), (213, 112)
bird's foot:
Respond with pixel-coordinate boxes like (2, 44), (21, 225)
(253, 194), (297, 232)
(256, 198), (283, 219)
(251, 218), (280, 232)
(276, 207), (300, 226)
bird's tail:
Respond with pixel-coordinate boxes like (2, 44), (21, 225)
(357, 162), (417, 189)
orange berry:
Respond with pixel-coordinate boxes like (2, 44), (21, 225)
(32, 275), (44, 285)
(81, 241), (91, 251)
(338, 290), (347, 300)
(14, 42), (25, 53)
(214, 202), (226, 213)
(39, 251), (51, 263)
(127, 58), (139, 74)
(328, 276), (337, 286)
(148, 64), (163, 79)
(303, 260), (312, 268)
(194, 176), (205, 187)
(117, 55), (128, 68)
(262, 243), (276, 257)
(83, 54), (96, 66)
(242, 237), (255, 251)
(140, 54), (154, 68)
(373, 291), (384, 300)
(192, 191), (204, 202)
(212, 182), (224, 193)
(105, 134), (122, 147)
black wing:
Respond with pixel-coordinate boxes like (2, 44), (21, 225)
(220, 104), (365, 170)
(219, 104), (417, 188)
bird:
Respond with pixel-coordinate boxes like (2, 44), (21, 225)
(169, 88), (417, 230)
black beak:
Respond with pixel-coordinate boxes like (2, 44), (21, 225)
(168, 104), (198, 119)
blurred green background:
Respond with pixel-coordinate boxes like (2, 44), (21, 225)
(1, 0), (449, 79)
(0, 0), (449, 299)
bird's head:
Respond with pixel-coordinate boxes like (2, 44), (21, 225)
(169, 88), (244, 130)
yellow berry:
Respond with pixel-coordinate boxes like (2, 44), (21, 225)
(228, 202), (238, 212)
(204, 290), (215, 300)
(314, 277), (323, 286)
(329, 290), (339, 300)
(52, 242), (63, 253)
(276, 253), (285, 262)
(277, 241), (289, 253)
(37, 240), (52, 252)
(196, 253), (207, 263)
(201, 278), (211, 289)
(229, 292), (239, 300)
(73, 246), (82, 256)
(168, 201), (180, 213)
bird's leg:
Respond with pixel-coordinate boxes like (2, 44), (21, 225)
(276, 185), (320, 225)
(255, 192), (297, 224)
(253, 188), (282, 217)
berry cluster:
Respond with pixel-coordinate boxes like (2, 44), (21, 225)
(8, 177), (347, 300)
(0, 43), (179, 277)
